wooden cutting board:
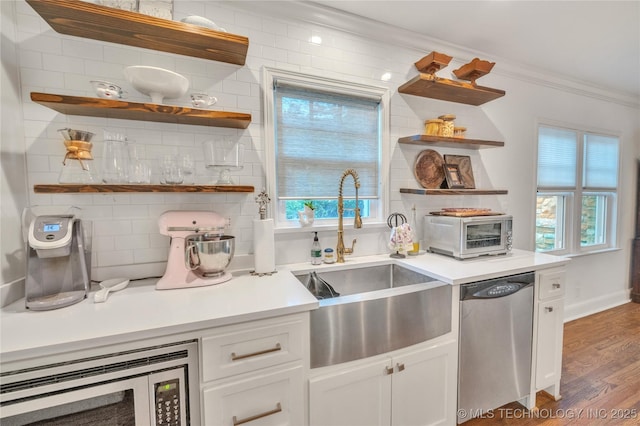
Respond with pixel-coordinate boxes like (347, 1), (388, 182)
(430, 210), (504, 217)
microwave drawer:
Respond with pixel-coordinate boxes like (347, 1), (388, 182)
(201, 314), (307, 382)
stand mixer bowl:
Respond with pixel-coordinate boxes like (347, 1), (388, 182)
(185, 234), (235, 277)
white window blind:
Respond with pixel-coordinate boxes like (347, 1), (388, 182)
(583, 134), (619, 189)
(537, 126), (577, 189)
(274, 81), (381, 200)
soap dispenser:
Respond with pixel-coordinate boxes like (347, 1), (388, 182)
(311, 232), (322, 265)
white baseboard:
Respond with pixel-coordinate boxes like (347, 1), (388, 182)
(563, 289), (632, 322)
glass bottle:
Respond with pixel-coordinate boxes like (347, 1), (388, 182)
(408, 205), (420, 255)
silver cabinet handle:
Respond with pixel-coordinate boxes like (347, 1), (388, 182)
(385, 366), (394, 375)
(396, 363), (405, 372)
(545, 306), (554, 312)
(233, 402), (282, 425)
(231, 343), (281, 361)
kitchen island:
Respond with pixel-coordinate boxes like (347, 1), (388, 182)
(1, 249), (568, 425)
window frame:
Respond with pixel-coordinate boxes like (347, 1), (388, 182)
(535, 122), (620, 255)
(262, 67), (390, 230)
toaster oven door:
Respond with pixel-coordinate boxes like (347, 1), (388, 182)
(464, 221), (508, 254)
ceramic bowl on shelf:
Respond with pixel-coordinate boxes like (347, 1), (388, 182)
(90, 80), (127, 100)
(123, 66), (189, 104)
(190, 93), (218, 109)
(180, 15), (227, 32)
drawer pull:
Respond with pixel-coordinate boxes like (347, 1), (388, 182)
(233, 402), (282, 426)
(545, 306), (554, 313)
(552, 283), (561, 289)
(396, 363), (405, 372)
(385, 366), (394, 375)
(231, 343), (282, 361)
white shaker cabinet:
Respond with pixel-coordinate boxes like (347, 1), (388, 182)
(309, 337), (457, 426)
(533, 268), (566, 400)
(200, 313), (309, 426)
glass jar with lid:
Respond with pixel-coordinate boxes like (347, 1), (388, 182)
(453, 126), (467, 138)
(424, 119), (443, 136)
(438, 114), (456, 137)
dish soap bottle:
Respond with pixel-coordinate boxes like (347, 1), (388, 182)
(311, 232), (322, 265)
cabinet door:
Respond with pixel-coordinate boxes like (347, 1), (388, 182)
(535, 298), (564, 392)
(202, 365), (304, 426)
(392, 339), (457, 426)
(309, 358), (392, 426)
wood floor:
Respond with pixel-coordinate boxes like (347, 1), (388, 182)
(464, 302), (640, 425)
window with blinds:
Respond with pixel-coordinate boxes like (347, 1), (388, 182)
(264, 68), (387, 226)
(535, 124), (619, 254)
(274, 82), (381, 200)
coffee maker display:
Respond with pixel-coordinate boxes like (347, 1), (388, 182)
(26, 215), (91, 310)
(156, 211), (235, 290)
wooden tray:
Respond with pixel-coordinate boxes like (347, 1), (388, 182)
(430, 210), (504, 217)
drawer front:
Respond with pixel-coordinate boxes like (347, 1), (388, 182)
(202, 365), (304, 426)
(201, 316), (306, 382)
(538, 269), (566, 300)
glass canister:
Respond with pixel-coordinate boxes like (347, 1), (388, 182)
(438, 114), (456, 137)
(101, 131), (129, 183)
(454, 126), (467, 138)
(323, 248), (336, 264)
(424, 119), (443, 136)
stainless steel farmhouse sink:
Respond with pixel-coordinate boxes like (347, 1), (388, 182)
(293, 263), (452, 368)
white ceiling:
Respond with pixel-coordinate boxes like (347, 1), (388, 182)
(310, 0), (640, 101)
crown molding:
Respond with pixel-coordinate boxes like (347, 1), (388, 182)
(228, 1), (639, 109)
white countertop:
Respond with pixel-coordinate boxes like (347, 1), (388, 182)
(0, 269), (318, 364)
(0, 249), (567, 364)
(283, 249), (568, 285)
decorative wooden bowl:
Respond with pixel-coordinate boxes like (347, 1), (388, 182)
(414, 51), (453, 75)
(414, 149), (445, 189)
(453, 58), (495, 84)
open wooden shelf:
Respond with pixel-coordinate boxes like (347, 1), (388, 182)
(398, 73), (505, 106)
(400, 188), (508, 195)
(31, 92), (251, 129)
(398, 134), (504, 149)
(34, 184), (255, 194)
(26, 0), (248, 65)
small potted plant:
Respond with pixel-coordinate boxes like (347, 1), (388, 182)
(298, 201), (315, 226)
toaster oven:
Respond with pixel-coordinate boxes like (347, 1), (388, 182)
(423, 214), (513, 259)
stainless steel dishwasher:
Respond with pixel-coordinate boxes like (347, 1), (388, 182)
(458, 271), (535, 423)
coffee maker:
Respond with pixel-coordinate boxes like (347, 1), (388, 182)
(26, 215), (90, 310)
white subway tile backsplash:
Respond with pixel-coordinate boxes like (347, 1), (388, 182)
(18, 50), (43, 69)
(133, 247), (168, 264)
(21, 68), (65, 89)
(93, 220), (133, 236)
(19, 34), (62, 55)
(98, 250), (134, 267)
(61, 38), (104, 61)
(16, 0), (502, 274)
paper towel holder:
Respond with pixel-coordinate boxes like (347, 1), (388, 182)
(251, 189), (278, 277)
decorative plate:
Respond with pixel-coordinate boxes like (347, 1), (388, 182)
(414, 149), (445, 189)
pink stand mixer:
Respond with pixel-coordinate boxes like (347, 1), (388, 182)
(157, 211), (235, 290)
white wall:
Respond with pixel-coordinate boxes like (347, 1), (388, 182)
(1, 0), (29, 306)
(2, 1), (638, 318)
